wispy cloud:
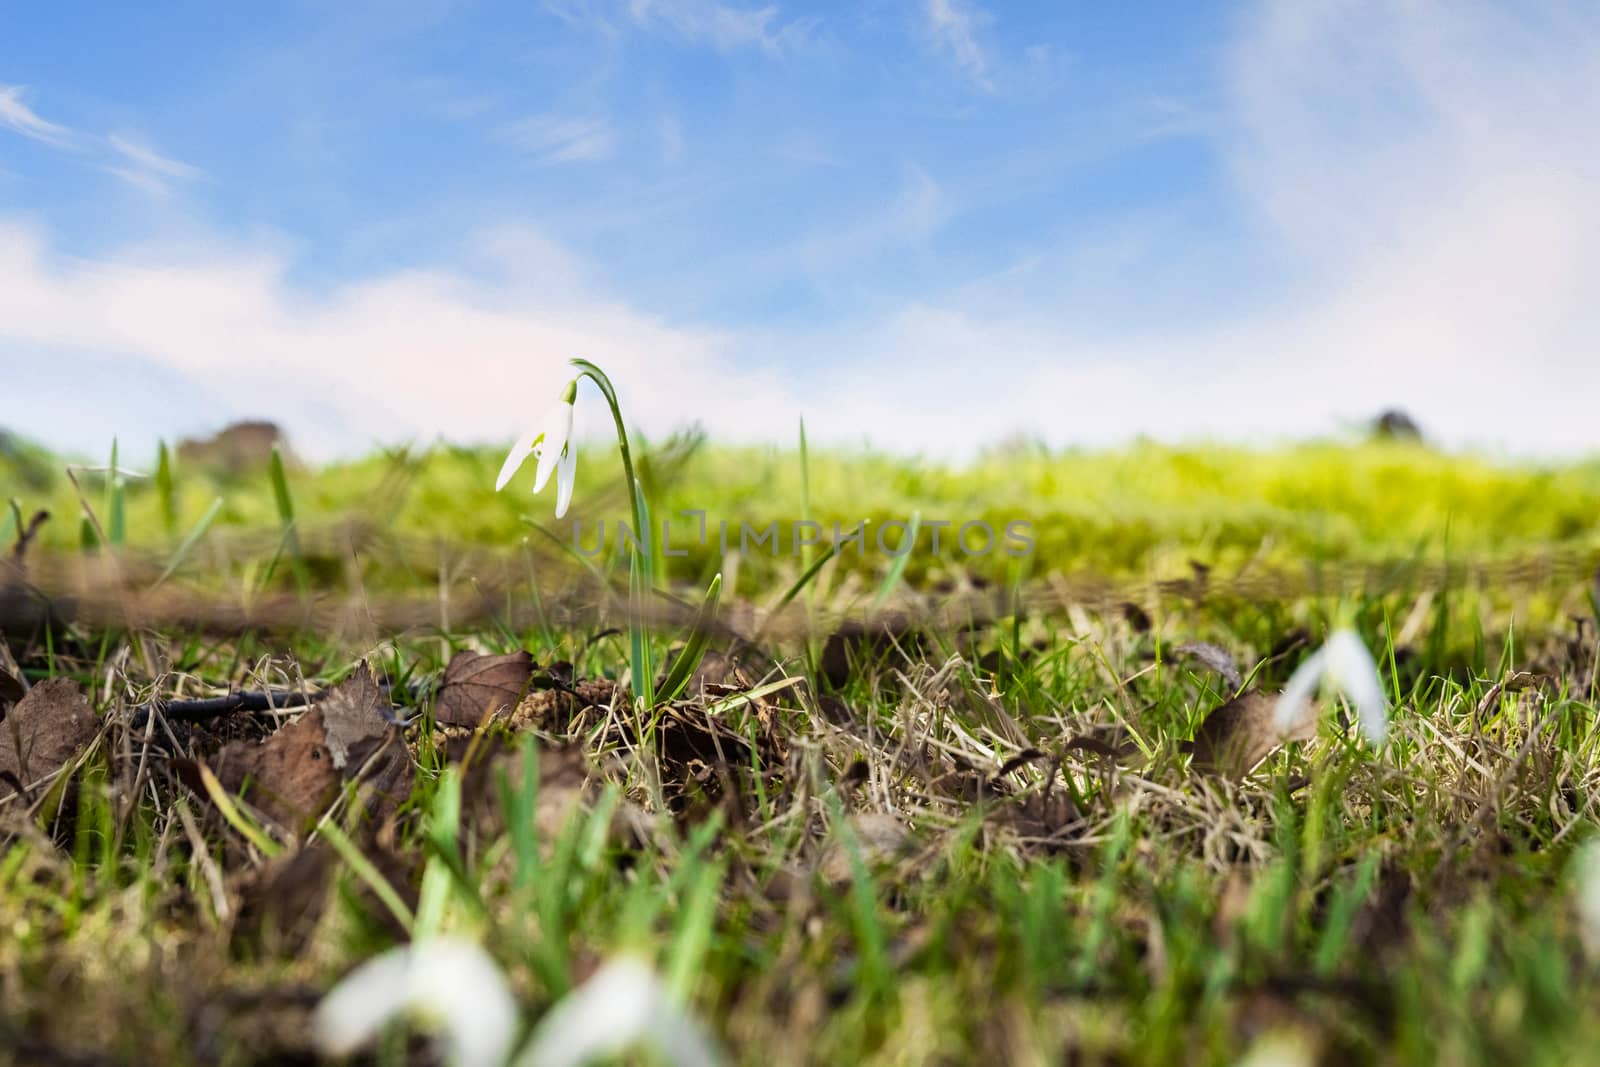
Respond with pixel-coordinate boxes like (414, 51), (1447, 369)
(104, 134), (203, 196)
(923, 0), (993, 91)
(0, 85), (76, 148)
(627, 0), (815, 54)
(498, 115), (617, 163)
(0, 219), (798, 460)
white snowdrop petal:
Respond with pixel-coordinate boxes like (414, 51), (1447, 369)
(554, 444), (577, 520)
(653, 1018), (723, 1067)
(517, 958), (722, 1067)
(532, 402), (574, 494)
(1273, 646), (1327, 735)
(312, 949), (417, 1056)
(312, 940), (518, 1067)
(409, 941), (521, 1067)
(496, 426), (543, 492)
(1326, 630), (1389, 745)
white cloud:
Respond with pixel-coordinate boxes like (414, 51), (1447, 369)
(104, 134), (203, 195)
(1209, 0), (1600, 449)
(923, 0), (993, 91)
(627, 0), (815, 54)
(782, 0), (1600, 458)
(0, 220), (799, 460)
(0, 85), (75, 148)
(498, 115), (616, 163)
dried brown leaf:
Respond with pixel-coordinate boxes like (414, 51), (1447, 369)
(435, 649), (535, 727)
(0, 677), (99, 801)
(318, 664), (392, 770)
(1188, 690), (1312, 780)
(212, 713), (339, 832)
(211, 664), (409, 834)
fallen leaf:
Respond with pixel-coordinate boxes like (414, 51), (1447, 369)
(1174, 641), (1244, 692)
(318, 664), (394, 771)
(435, 650), (535, 727)
(212, 664), (409, 834)
(212, 714), (339, 832)
(0, 677), (99, 801)
(1187, 690), (1313, 780)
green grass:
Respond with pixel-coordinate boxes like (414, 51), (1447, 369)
(1, 431), (1599, 1064)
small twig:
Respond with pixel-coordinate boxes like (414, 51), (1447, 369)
(7, 509), (49, 568)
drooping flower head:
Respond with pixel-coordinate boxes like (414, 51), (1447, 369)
(312, 938), (518, 1067)
(516, 957), (722, 1067)
(496, 378), (579, 518)
(1273, 628), (1390, 746)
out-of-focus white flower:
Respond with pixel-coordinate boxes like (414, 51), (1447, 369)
(496, 379), (578, 518)
(1274, 628), (1390, 746)
(312, 938), (518, 1067)
(1574, 840), (1600, 961)
(516, 957), (723, 1067)
(1234, 1029), (1316, 1067)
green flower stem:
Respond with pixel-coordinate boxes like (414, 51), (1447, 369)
(569, 358), (655, 708)
(569, 359), (646, 558)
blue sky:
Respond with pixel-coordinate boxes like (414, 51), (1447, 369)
(4, 1), (1599, 460)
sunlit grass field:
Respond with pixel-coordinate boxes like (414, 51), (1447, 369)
(2, 429), (1599, 1065)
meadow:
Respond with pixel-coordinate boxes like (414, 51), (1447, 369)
(2, 420), (1599, 1065)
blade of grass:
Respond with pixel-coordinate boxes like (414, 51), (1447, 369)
(657, 573), (722, 704)
(318, 820), (416, 932)
(269, 445), (309, 594)
(871, 511), (920, 611)
(153, 497), (222, 588)
(155, 440), (177, 537)
(193, 762), (282, 858)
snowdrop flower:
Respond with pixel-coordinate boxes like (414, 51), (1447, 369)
(1233, 1030), (1315, 1067)
(1273, 628), (1390, 746)
(496, 379), (578, 518)
(516, 957), (723, 1067)
(312, 938), (518, 1067)
(1574, 840), (1600, 962)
